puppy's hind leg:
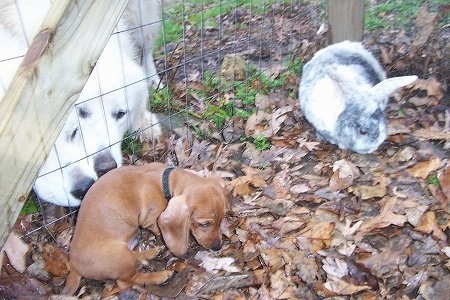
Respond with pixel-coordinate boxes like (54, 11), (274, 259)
(116, 270), (174, 290)
(62, 269), (82, 295)
(114, 247), (174, 290)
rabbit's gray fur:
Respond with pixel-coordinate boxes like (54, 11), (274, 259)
(299, 41), (417, 154)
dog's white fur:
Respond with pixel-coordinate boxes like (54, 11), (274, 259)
(0, 0), (164, 206)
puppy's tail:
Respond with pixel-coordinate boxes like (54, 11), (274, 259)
(62, 269), (81, 295)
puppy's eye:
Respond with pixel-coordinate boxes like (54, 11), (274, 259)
(359, 128), (367, 135)
(197, 221), (212, 228)
(114, 110), (127, 120)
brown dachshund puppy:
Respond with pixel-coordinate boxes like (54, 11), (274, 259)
(62, 162), (229, 295)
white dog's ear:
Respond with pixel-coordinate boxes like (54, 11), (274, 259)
(158, 195), (190, 257)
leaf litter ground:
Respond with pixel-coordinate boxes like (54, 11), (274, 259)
(1, 3), (449, 300)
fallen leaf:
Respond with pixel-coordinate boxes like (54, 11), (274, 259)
(272, 169), (291, 199)
(409, 96), (430, 106)
(415, 211), (446, 241)
(358, 235), (410, 277)
(380, 45), (393, 65)
(329, 159), (360, 191)
(297, 137), (321, 151)
(348, 175), (388, 199)
(255, 93), (271, 110)
(428, 184), (449, 213)
(245, 110), (270, 136)
(357, 197), (407, 235)
(2, 232), (30, 273)
(195, 251), (240, 273)
(260, 248), (290, 273)
(232, 181), (253, 196)
(442, 247), (450, 258)
(26, 259), (50, 282)
(336, 219), (362, 237)
(402, 199), (429, 226)
(418, 274), (450, 300)
(41, 244), (70, 278)
(412, 128), (450, 141)
(187, 70), (201, 82)
(388, 119), (412, 135)
(406, 157), (442, 179)
(269, 269), (291, 299)
(322, 257), (348, 278)
(268, 105), (294, 137)
(0, 275), (49, 298)
(298, 221), (335, 251)
(411, 77), (444, 99)
(196, 274), (252, 296)
(439, 165), (450, 200)
(324, 276), (371, 295)
(413, 7), (438, 48)
(290, 183), (310, 194)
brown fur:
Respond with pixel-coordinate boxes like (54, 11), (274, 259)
(62, 162), (229, 295)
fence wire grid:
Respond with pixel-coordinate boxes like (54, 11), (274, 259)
(0, 0), (326, 242)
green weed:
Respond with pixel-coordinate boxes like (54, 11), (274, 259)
(20, 195), (38, 215)
(427, 174), (442, 189)
(235, 82), (257, 105)
(158, 0), (292, 46)
(365, 0), (449, 30)
(397, 109), (406, 118)
(252, 135), (271, 151)
(148, 86), (176, 113)
(122, 131), (143, 157)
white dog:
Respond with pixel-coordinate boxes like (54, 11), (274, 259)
(0, 0), (164, 206)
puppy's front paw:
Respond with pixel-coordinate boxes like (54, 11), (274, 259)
(136, 246), (165, 265)
(153, 270), (175, 285)
(146, 245), (165, 259)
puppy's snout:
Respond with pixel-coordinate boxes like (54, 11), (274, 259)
(70, 177), (95, 200)
(210, 239), (222, 251)
(94, 152), (117, 177)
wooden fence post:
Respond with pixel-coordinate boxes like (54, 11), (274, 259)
(0, 0), (129, 249)
(328, 0), (365, 43)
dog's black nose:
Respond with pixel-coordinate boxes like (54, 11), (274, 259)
(94, 152), (118, 177)
(70, 177), (95, 200)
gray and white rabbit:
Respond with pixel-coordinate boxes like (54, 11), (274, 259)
(298, 41), (417, 154)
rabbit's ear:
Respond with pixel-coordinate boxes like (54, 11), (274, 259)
(372, 75), (418, 108)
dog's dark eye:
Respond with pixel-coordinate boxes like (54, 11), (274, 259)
(77, 108), (89, 119)
(359, 128), (367, 135)
(70, 128), (78, 141)
(114, 110), (127, 120)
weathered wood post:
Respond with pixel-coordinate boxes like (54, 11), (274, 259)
(0, 0), (130, 249)
(328, 0), (365, 43)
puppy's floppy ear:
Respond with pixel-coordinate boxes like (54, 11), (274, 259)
(210, 176), (231, 212)
(158, 195), (190, 257)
